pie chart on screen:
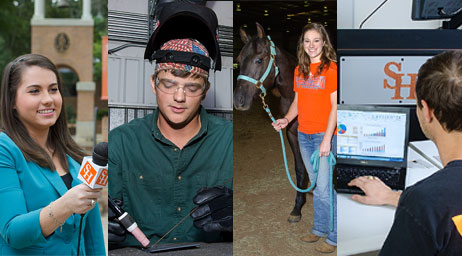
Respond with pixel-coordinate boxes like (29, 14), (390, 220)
(338, 124), (347, 134)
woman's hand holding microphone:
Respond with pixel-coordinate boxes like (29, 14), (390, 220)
(62, 184), (102, 214)
(40, 185), (102, 237)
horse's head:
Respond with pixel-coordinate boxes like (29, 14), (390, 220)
(234, 23), (277, 111)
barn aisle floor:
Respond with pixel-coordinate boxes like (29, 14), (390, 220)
(233, 94), (336, 255)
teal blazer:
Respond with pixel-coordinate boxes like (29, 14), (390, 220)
(0, 132), (105, 255)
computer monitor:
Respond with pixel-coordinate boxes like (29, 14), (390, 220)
(412, 0), (462, 20)
(337, 105), (410, 168)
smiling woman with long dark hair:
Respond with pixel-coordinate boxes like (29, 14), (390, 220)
(0, 54), (105, 255)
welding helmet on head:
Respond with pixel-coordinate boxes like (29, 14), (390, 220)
(144, 1), (221, 71)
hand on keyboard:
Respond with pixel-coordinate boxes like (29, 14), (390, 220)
(348, 176), (402, 207)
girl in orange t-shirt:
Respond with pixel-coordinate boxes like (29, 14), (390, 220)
(273, 23), (337, 253)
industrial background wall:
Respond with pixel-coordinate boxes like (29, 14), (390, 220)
(107, 0), (233, 130)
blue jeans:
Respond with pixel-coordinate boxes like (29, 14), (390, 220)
(298, 131), (337, 246)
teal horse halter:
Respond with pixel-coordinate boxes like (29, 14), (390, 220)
(237, 35), (335, 231)
(237, 35), (279, 99)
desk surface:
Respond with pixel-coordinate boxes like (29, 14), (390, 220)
(109, 242), (232, 256)
(338, 144), (440, 256)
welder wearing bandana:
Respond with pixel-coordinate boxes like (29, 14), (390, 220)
(107, 2), (232, 249)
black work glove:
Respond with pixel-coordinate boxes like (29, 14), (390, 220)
(191, 186), (233, 233)
(108, 198), (127, 250)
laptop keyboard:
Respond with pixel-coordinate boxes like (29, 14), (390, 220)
(337, 166), (404, 194)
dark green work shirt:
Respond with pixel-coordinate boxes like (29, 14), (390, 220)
(108, 107), (232, 246)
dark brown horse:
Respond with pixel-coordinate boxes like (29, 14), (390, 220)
(234, 23), (308, 223)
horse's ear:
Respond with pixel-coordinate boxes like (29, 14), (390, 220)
(256, 22), (266, 39)
(240, 27), (249, 44)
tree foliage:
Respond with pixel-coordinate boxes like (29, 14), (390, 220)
(92, 0), (108, 84)
(0, 0), (107, 84)
(0, 0), (34, 73)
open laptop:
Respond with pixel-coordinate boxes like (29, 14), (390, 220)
(337, 105), (410, 194)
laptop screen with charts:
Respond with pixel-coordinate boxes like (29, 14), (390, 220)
(337, 105), (410, 192)
(337, 105), (410, 168)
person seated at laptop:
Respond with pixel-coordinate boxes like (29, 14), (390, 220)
(348, 50), (462, 255)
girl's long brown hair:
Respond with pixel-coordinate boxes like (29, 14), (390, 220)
(1, 54), (84, 171)
(296, 23), (336, 79)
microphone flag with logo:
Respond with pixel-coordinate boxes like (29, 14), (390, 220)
(78, 142), (109, 188)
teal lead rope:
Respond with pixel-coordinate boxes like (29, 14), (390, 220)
(310, 149), (336, 232)
(264, 106), (336, 231)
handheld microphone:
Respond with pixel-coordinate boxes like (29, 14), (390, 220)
(108, 195), (150, 247)
(78, 142), (109, 188)
(76, 142), (109, 256)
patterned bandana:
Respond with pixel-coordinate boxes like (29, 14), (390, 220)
(155, 38), (209, 77)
